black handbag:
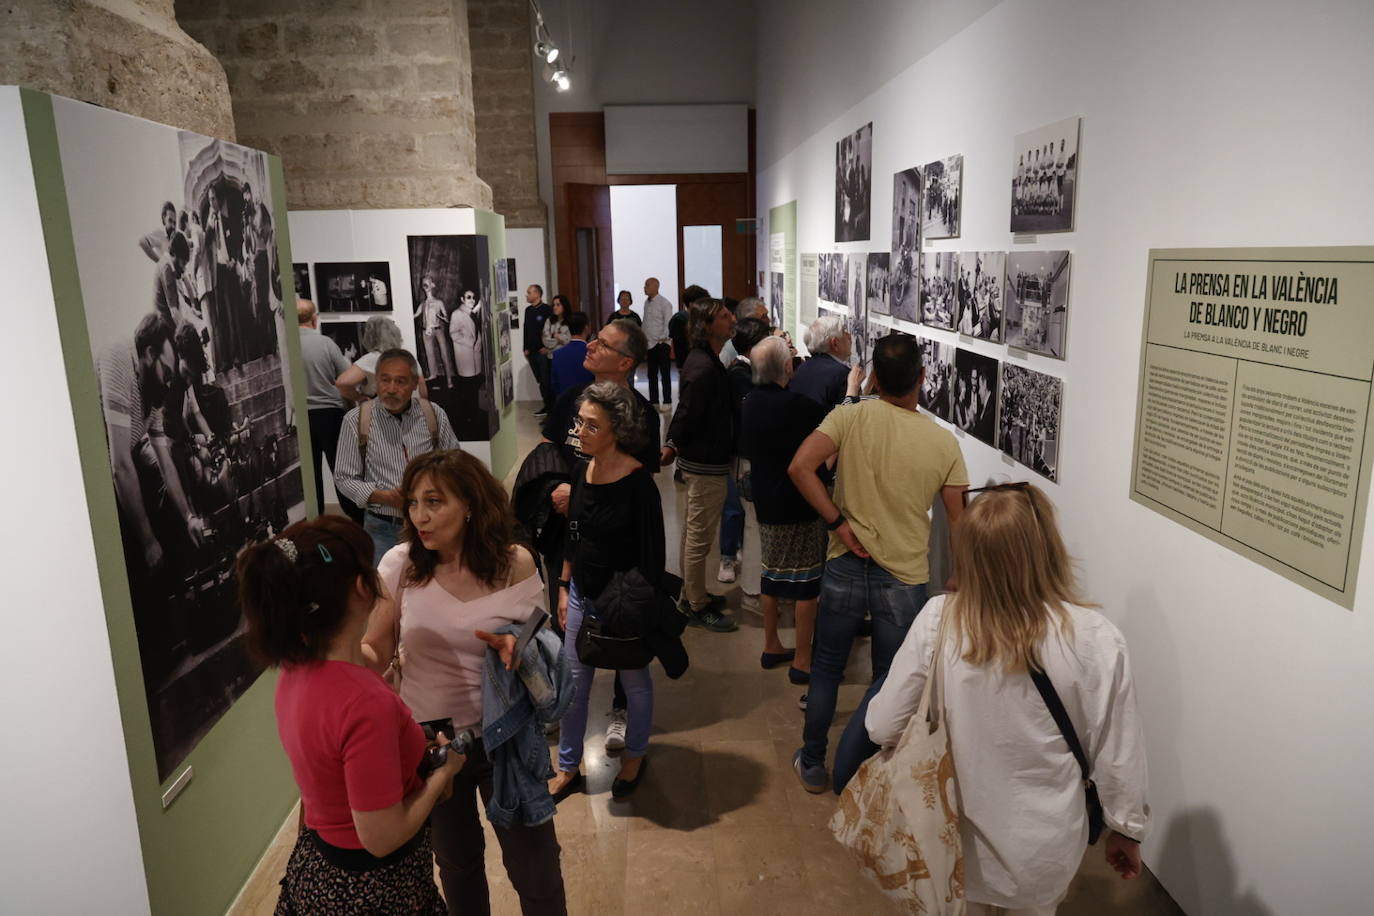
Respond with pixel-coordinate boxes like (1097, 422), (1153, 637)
(575, 609), (655, 670)
(1029, 667), (1107, 846)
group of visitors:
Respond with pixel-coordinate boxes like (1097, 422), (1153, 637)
(247, 281), (1150, 915)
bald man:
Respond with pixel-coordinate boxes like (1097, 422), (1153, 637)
(297, 298), (360, 520)
(641, 276), (675, 405)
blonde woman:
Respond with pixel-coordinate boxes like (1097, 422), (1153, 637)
(865, 483), (1149, 915)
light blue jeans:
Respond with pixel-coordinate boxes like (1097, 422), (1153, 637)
(558, 581), (654, 770)
(364, 511), (404, 566)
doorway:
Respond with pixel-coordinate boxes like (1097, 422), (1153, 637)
(609, 184), (679, 319)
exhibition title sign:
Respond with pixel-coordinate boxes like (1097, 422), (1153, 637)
(1131, 247), (1374, 608)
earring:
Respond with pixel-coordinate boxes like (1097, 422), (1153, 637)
(465, 513), (471, 522)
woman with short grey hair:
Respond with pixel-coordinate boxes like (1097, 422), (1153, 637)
(577, 380), (647, 457)
(335, 316), (428, 400)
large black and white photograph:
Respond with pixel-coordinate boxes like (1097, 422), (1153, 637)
(292, 263), (311, 303)
(952, 347), (999, 446)
(770, 271), (785, 328)
(498, 308), (512, 364)
(999, 363), (1062, 482)
(919, 337), (955, 422)
(1011, 116), (1080, 233)
(920, 250), (959, 330)
(866, 252), (890, 316)
(55, 104), (307, 779)
(314, 261), (392, 313)
(321, 319), (364, 363)
(834, 121), (873, 242)
(956, 250), (1006, 341)
(1004, 250), (1070, 358)
(819, 253), (848, 305)
(923, 154), (963, 239)
(407, 234), (499, 441)
(889, 167), (923, 322)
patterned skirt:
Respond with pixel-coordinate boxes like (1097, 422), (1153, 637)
(274, 826), (447, 915)
(759, 519), (827, 599)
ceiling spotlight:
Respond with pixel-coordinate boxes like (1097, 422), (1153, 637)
(535, 40), (559, 64)
(552, 69), (570, 91)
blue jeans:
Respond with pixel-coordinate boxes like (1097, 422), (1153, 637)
(364, 511), (404, 567)
(558, 581), (654, 770)
(801, 553), (928, 769)
(720, 473), (744, 557)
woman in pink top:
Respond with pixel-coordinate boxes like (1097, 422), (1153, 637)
(237, 515), (462, 913)
(363, 450), (567, 916)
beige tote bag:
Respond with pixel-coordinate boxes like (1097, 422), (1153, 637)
(830, 616), (965, 914)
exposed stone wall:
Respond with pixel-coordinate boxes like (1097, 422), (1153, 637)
(468, 0), (546, 228)
(177, 0), (492, 211)
(1, 0), (234, 139)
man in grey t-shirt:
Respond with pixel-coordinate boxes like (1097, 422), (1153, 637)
(297, 298), (359, 520)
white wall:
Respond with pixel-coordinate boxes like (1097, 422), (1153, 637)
(506, 226), (547, 402)
(609, 184), (679, 318)
(755, 2), (1374, 914)
(0, 87), (151, 914)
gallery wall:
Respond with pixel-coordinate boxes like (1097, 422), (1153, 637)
(755, 1), (1374, 913)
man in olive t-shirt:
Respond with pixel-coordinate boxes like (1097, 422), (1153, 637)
(786, 334), (969, 792)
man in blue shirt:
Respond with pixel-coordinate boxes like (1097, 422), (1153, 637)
(550, 312), (593, 396)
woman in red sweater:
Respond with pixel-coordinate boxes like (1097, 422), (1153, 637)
(237, 515), (463, 913)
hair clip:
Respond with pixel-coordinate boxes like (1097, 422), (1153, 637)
(317, 544), (333, 563)
(304, 601), (320, 615)
(274, 538), (298, 563)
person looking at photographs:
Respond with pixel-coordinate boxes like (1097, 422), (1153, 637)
(864, 483), (1150, 914)
(297, 299), (359, 520)
(237, 515), (459, 914)
(640, 278), (674, 406)
(787, 334), (968, 793)
(542, 295), (573, 354)
(607, 289), (641, 327)
(548, 382), (666, 802)
(792, 315), (856, 413)
(668, 285), (706, 373)
(522, 284), (555, 416)
(414, 274), (456, 388)
(363, 451), (567, 914)
(334, 349), (459, 565)
(335, 315), (429, 403)
(550, 311), (593, 396)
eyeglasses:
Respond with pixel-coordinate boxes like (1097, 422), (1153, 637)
(589, 334), (634, 360)
(962, 481), (1041, 527)
(571, 415), (601, 437)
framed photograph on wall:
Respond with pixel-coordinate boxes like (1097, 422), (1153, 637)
(866, 252), (890, 316)
(999, 363), (1062, 482)
(292, 263), (311, 302)
(1004, 250), (1070, 358)
(923, 154), (963, 239)
(1010, 116), (1081, 233)
(834, 122), (873, 242)
(919, 337), (955, 422)
(321, 319), (364, 363)
(920, 250), (958, 330)
(314, 261), (392, 313)
(956, 251), (1006, 342)
(952, 347), (999, 446)
(889, 167), (922, 322)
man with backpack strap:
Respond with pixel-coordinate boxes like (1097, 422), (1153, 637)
(334, 348), (459, 564)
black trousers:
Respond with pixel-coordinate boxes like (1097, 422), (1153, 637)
(646, 343), (672, 404)
(307, 407), (362, 521)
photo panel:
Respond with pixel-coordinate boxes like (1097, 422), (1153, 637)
(922, 154), (963, 239)
(1003, 250), (1070, 358)
(498, 308), (512, 363)
(866, 252), (890, 316)
(293, 263), (311, 302)
(999, 363), (1062, 482)
(501, 362), (515, 408)
(918, 336), (956, 422)
(1010, 116), (1080, 233)
(956, 250), (1006, 342)
(834, 121), (873, 242)
(321, 319), (364, 363)
(952, 347), (1000, 446)
(407, 235), (498, 441)
(889, 167), (923, 322)
(920, 250), (959, 330)
(770, 271), (785, 328)
(314, 261), (392, 313)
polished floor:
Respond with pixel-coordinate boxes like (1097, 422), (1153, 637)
(230, 392), (1183, 915)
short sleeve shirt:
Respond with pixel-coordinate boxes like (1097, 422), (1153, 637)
(97, 341), (145, 447)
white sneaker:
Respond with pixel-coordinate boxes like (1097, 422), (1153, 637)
(717, 556), (738, 584)
(605, 708), (627, 751)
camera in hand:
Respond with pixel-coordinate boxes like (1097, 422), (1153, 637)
(418, 718), (475, 777)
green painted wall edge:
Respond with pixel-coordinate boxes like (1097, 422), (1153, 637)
(474, 207), (516, 481)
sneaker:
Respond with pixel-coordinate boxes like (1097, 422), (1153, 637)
(792, 748), (828, 794)
(797, 693), (808, 711)
(717, 556), (738, 584)
(605, 708), (627, 751)
(694, 608), (739, 632)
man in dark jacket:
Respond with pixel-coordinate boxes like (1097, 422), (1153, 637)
(522, 283), (555, 414)
(791, 314), (854, 412)
(668, 284), (708, 372)
(662, 298), (737, 631)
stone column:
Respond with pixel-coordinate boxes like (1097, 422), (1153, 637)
(178, 0), (492, 211)
(468, 0), (547, 228)
(0, 0), (234, 139)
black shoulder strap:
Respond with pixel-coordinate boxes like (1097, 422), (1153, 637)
(1028, 667), (1090, 781)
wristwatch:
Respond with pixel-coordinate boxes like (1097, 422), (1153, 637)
(826, 514), (846, 531)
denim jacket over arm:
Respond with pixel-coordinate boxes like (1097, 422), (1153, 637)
(480, 624), (573, 829)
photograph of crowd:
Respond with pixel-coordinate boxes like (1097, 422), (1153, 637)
(889, 167), (923, 322)
(770, 271), (785, 328)
(952, 347), (1000, 446)
(923, 154), (963, 239)
(292, 263), (311, 302)
(999, 363), (1062, 481)
(321, 320), (364, 362)
(819, 253), (849, 305)
(407, 234), (499, 441)
(956, 250), (1006, 342)
(920, 250), (959, 330)
(1004, 250), (1071, 358)
(866, 253), (890, 316)
(918, 337), (955, 422)
(57, 109), (307, 779)
(1010, 116), (1080, 233)
(834, 121), (873, 242)
(498, 309), (512, 363)
(314, 261), (392, 313)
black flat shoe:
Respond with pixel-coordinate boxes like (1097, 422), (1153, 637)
(761, 649), (797, 669)
(611, 758), (647, 799)
(550, 772), (584, 803)
(788, 666), (811, 685)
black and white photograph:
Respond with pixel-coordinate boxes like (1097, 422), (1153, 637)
(501, 363), (515, 409)
(407, 234), (499, 441)
(1010, 116), (1080, 233)
(292, 263), (311, 303)
(834, 121), (873, 242)
(1004, 250), (1070, 358)
(920, 250), (959, 330)
(819, 253), (849, 305)
(952, 347), (1000, 446)
(770, 271), (785, 328)
(919, 337), (955, 422)
(494, 258), (508, 311)
(923, 154), (963, 239)
(321, 319), (364, 363)
(889, 167), (923, 322)
(866, 252), (890, 316)
(849, 258), (870, 365)
(999, 363), (1062, 482)
(956, 250), (1006, 341)
(314, 261), (392, 313)
(55, 104), (307, 779)
(505, 257), (518, 293)
(498, 308), (512, 363)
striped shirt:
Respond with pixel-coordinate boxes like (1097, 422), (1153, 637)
(333, 399), (459, 516)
